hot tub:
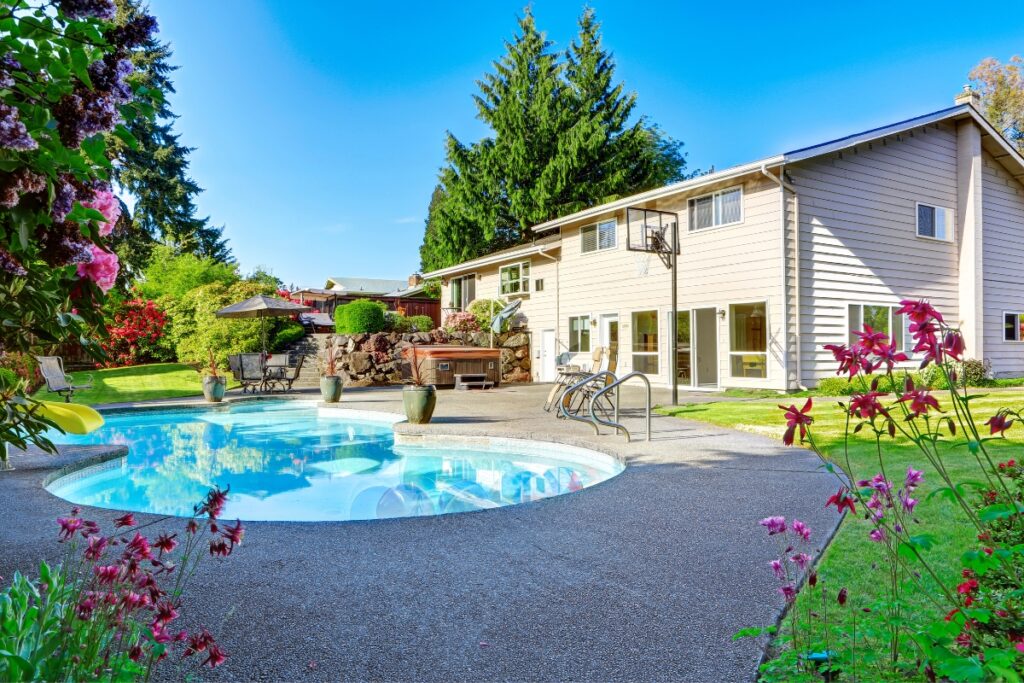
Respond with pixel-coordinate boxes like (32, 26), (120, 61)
(403, 345), (501, 387)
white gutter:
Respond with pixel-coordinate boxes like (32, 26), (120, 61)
(761, 165), (805, 391)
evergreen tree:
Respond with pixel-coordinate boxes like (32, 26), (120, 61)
(420, 7), (688, 271)
(105, 0), (231, 277)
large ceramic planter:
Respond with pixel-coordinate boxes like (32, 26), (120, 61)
(403, 385), (436, 424)
(202, 375), (227, 403)
(320, 376), (343, 403)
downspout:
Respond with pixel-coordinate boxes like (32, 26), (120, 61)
(761, 165), (805, 391)
(536, 244), (560, 381)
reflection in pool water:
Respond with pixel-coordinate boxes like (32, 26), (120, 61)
(45, 401), (623, 521)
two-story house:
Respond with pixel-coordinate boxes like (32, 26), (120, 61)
(423, 90), (1024, 391)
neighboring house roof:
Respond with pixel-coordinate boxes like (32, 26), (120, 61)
(526, 102), (1024, 234)
(382, 283), (428, 298)
(422, 234), (561, 279)
(324, 277), (409, 295)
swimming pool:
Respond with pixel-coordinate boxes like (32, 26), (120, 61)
(44, 400), (623, 521)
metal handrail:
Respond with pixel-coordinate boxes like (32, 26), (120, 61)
(590, 371), (652, 442)
(557, 371), (618, 433)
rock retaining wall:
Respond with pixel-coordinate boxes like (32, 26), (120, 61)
(326, 330), (531, 387)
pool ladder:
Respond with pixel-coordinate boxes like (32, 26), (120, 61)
(557, 371), (652, 442)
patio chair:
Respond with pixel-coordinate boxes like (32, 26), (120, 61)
(557, 348), (618, 420)
(35, 356), (92, 403)
(238, 353), (266, 393)
(227, 354), (242, 382)
(276, 354), (304, 393)
(543, 346), (605, 412)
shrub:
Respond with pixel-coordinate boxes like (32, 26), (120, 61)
(443, 311), (480, 334)
(467, 298), (506, 331)
(0, 352), (39, 392)
(335, 300), (387, 334)
(0, 489), (239, 680)
(409, 315), (434, 332)
(99, 298), (170, 368)
(385, 313), (413, 333)
(272, 321), (306, 350)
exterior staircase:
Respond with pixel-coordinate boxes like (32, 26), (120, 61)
(276, 332), (329, 390)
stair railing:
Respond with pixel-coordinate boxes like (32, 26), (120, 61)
(557, 371), (617, 433)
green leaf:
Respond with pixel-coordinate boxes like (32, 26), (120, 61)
(936, 655), (986, 681)
(909, 533), (937, 551)
(112, 124), (139, 150)
(69, 47), (92, 88)
(979, 502), (1024, 523)
(80, 135), (108, 168)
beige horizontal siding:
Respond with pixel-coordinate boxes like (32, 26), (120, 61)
(981, 150), (1024, 377)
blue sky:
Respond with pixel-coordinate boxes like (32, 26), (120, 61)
(148, 0), (1023, 288)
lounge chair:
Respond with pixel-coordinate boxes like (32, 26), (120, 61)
(557, 348), (618, 420)
(543, 346), (605, 412)
(35, 356), (92, 403)
(238, 353), (265, 393)
(227, 354), (242, 382)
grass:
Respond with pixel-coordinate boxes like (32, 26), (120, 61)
(31, 363), (224, 406)
(657, 385), (1024, 655)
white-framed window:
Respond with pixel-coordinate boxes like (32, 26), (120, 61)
(1004, 312), (1024, 342)
(569, 315), (591, 353)
(535, 278), (544, 292)
(688, 186), (743, 231)
(916, 202), (954, 241)
(631, 310), (659, 374)
(581, 219), (617, 253)
(847, 303), (912, 352)
(449, 274), (475, 311)
(729, 302), (767, 378)
(499, 261), (530, 296)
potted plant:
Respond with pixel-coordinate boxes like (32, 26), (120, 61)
(201, 349), (227, 402)
(320, 337), (344, 403)
(402, 344), (436, 424)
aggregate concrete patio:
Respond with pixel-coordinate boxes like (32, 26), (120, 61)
(1, 384), (839, 682)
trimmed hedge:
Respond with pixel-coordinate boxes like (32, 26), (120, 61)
(272, 321), (306, 350)
(335, 299), (387, 334)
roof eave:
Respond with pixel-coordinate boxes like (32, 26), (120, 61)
(422, 241), (562, 279)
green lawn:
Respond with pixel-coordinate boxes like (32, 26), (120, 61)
(658, 388), (1024, 656)
(32, 363), (218, 406)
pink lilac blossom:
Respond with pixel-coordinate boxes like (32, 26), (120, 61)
(76, 245), (119, 292)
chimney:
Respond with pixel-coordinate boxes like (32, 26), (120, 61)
(954, 84), (981, 109)
(408, 273), (423, 288)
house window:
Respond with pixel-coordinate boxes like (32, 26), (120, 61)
(449, 274), (475, 311)
(729, 302), (767, 378)
(689, 187), (743, 230)
(499, 261), (530, 296)
(569, 316), (590, 353)
(847, 304), (911, 352)
(1004, 312), (1024, 341)
(631, 310), (659, 374)
(916, 203), (953, 241)
(581, 219), (617, 253)
(535, 278), (544, 292)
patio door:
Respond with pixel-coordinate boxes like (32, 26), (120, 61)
(694, 307), (719, 388)
(539, 329), (556, 382)
(599, 314), (619, 366)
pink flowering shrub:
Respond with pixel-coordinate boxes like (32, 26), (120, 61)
(443, 311), (480, 334)
(739, 300), (1024, 681)
(100, 298), (169, 367)
(81, 187), (122, 236)
(0, 488), (241, 680)
(76, 244), (120, 293)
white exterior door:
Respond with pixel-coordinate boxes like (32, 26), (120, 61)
(539, 329), (557, 381)
(599, 314), (619, 364)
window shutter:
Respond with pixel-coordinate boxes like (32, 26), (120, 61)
(581, 225), (597, 253)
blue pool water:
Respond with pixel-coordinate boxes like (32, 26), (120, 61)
(44, 401), (622, 521)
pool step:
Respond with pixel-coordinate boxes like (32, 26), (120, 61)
(454, 373), (494, 391)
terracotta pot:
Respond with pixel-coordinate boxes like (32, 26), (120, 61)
(320, 376), (343, 403)
(202, 375), (227, 402)
(402, 385), (436, 424)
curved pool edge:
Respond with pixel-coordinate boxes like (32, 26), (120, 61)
(40, 401), (629, 523)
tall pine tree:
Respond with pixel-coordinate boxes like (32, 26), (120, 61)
(106, 0), (231, 277)
(420, 7), (688, 271)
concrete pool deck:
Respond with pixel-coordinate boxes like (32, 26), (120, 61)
(1, 384), (839, 682)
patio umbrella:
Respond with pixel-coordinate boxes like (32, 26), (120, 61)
(215, 295), (312, 354)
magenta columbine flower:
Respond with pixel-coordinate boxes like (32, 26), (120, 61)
(769, 559), (785, 580)
(791, 519), (811, 542)
(900, 492), (918, 514)
(869, 528), (887, 543)
(778, 584), (797, 602)
(759, 516), (787, 535)
(905, 467), (924, 489)
(57, 516), (83, 540)
(790, 552), (812, 571)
